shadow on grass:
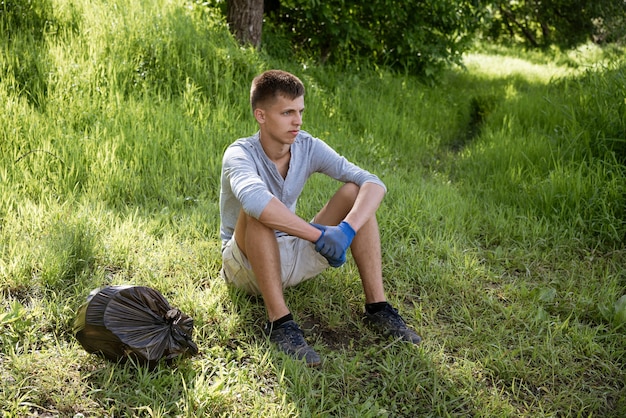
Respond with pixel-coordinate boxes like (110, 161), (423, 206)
(221, 272), (475, 416)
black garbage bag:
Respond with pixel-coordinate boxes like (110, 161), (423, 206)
(73, 285), (199, 366)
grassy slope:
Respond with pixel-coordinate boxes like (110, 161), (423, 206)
(1, 0), (625, 416)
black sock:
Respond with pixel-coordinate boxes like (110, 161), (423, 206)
(365, 301), (389, 314)
(271, 313), (293, 328)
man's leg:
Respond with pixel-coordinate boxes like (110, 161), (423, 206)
(315, 183), (422, 344)
(234, 210), (289, 321)
(314, 183), (386, 303)
(233, 210), (322, 365)
(350, 216), (386, 303)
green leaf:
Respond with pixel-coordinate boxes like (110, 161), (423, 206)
(613, 295), (626, 327)
(0, 301), (26, 326)
(538, 287), (557, 303)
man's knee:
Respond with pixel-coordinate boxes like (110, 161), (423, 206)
(338, 182), (360, 202)
(235, 211), (273, 256)
(236, 212), (278, 247)
(332, 182), (360, 213)
(314, 182), (361, 225)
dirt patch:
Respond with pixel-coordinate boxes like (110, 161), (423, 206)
(300, 314), (367, 351)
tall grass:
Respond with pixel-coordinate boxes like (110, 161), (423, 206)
(454, 57), (626, 247)
(1, 0), (625, 416)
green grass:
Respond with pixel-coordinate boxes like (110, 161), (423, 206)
(1, 0), (625, 416)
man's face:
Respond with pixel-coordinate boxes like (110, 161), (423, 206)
(255, 93), (305, 147)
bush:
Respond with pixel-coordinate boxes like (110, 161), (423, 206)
(264, 0), (482, 77)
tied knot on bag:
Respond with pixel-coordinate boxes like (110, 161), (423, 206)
(166, 308), (182, 322)
(166, 308), (199, 355)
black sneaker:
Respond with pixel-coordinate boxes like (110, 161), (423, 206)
(264, 320), (322, 366)
(364, 303), (422, 344)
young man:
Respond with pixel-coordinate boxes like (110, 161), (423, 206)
(219, 70), (421, 366)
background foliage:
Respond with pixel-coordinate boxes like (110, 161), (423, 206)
(263, 0), (483, 77)
(258, 0), (626, 76)
(205, 0), (626, 76)
(482, 0), (626, 47)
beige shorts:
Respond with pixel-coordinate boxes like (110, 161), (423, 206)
(220, 234), (330, 295)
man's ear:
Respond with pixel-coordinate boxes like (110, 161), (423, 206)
(254, 108), (265, 124)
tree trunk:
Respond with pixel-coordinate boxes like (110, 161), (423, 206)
(227, 0), (264, 49)
(500, 5), (539, 47)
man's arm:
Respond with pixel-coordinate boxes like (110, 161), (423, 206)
(258, 181), (384, 242)
(258, 197), (323, 242)
(254, 176), (385, 257)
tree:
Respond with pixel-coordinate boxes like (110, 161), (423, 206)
(226, 0), (264, 48)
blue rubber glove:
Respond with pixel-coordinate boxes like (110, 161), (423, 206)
(311, 223), (344, 267)
(310, 224), (341, 267)
(311, 221), (356, 267)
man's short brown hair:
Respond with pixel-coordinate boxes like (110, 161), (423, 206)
(250, 70), (305, 111)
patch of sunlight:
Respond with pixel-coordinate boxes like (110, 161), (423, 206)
(463, 53), (575, 83)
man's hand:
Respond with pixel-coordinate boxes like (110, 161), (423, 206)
(311, 221), (356, 267)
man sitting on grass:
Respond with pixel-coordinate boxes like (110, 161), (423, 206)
(219, 69), (421, 366)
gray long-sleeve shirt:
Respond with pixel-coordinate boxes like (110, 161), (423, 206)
(219, 130), (386, 248)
